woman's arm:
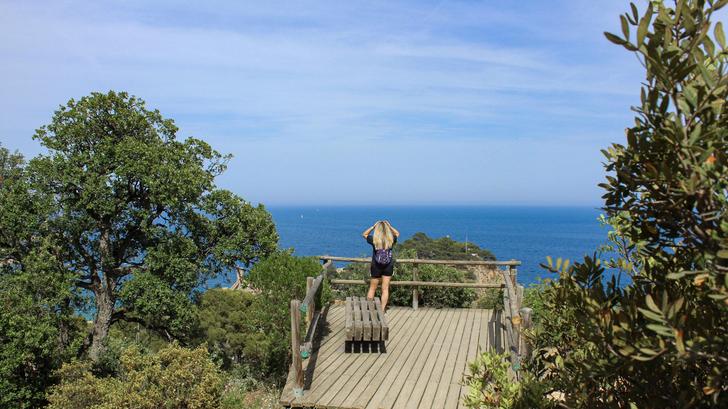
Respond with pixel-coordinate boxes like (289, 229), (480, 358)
(362, 224), (376, 238)
(385, 221), (400, 237)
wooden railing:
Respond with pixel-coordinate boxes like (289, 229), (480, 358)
(288, 259), (331, 397)
(319, 255), (532, 377)
(287, 255), (532, 396)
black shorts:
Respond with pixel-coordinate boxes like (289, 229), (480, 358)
(370, 261), (394, 278)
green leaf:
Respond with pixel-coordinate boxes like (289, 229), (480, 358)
(645, 294), (660, 313)
(605, 32), (627, 45)
(621, 15), (630, 39)
(637, 6), (652, 45)
(716, 22), (726, 49)
(646, 323), (673, 337)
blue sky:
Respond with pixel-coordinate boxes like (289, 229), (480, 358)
(0, 0), (644, 206)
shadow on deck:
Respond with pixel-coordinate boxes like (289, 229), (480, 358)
(280, 304), (505, 409)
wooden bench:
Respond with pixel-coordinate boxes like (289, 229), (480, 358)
(345, 296), (389, 351)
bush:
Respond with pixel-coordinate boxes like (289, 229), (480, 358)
(463, 351), (553, 409)
(524, 1), (728, 407)
(197, 289), (287, 378)
(473, 289), (504, 310)
(0, 241), (85, 409)
(220, 370), (279, 409)
(248, 251), (330, 307)
(47, 344), (224, 409)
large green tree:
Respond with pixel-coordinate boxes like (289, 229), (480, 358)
(0, 92), (279, 365)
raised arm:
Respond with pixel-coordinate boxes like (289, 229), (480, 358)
(385, 221), (400, 237)
(362, 224), (376, 238)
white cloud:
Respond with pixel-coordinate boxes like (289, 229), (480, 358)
(0, 0), (643, 204)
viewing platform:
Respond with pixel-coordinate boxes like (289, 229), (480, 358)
(279, 256), (530, 409)
(280, 304), (505, 408)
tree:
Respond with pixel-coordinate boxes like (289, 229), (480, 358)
(0, 240), (85, 409)
(0, 143), (24, 188)
(528, 1), (727, 407)
(0, 91), (279, 363)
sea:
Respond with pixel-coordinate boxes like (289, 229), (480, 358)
(243, 205), (609, 287)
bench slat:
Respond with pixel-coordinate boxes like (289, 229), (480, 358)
(360, 297), (372, 341)
(353, 297), (363, 341)
(345, 297), (354, 341)
(375, 298), (389, 341)
(368, 299), (380, 341)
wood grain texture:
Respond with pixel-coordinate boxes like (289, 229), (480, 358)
(280, 305), (505, 408)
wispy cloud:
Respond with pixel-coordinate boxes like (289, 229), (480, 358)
(0, 0), (643, 204)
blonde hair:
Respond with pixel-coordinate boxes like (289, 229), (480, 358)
(372, 221), (395, 250)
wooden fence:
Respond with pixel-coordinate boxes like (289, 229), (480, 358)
(286, 256), (532, 396)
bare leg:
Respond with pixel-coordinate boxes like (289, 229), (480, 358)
(381, 276), (391, 311)
(367, 277), (379, 300)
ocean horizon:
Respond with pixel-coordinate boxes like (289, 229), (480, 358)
(209, 205), (610, 287)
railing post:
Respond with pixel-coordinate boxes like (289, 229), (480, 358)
(412, 267), (419, 310)
(306, 276), (315, 324)
(519, 307), (533, 359)
(290, 300), (304, 397)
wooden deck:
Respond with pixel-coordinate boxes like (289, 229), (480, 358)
(280, 304), (506, 409)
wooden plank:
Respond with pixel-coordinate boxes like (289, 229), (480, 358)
(418, 308), (468, 409)
(458, 309), (487, 409)
(445, 308), (479, 409)
(360, 297), (371, 341)
(379, 309), (460, 409)
(368, 299), (380, 341)
(319, 255), (522, 266)
(359, 309), (444, 409)
(375, 298), (389, 340)
(353, 297), (363, 341)
(320, 308), (420, 409)
(300, 309), (409, 407)
(345, 297), (354, 341)
(339, 308), (418, 408)
(398, 309), (460, 409)
(281, 305), (349, 406)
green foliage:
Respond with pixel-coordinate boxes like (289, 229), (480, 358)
(248, 251), (326, 304)
(397, 232), (495, 261)
(463, 351), (553, 409)
(244, 252), (329, 379)
(0, 239), (85, 409)
(333, 249), (476, 308)
(526, 2), (728, 407)
(333, 232), (494, 308)
(0, 91), (279, 364)
(473, 289), (504, 310)
(197, 289), (288, 378)
(219, 370), (279, 409)
(47, 344), (224, 409)
(0, 143), (24, 188)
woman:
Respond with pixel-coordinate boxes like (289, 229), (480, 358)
(361, 220), (400, 312)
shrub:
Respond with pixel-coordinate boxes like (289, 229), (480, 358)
(47, 344), (224, 409)
(463, 351), (553, 409)
(526, 1), (728, 407)
(248, 251), (330, 308)
(197, 289), (287, 377)
(0, 241), (85, 409)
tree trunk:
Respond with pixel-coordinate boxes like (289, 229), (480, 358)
(88, 287), (115, 363)
(89, 227), (116, 363)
